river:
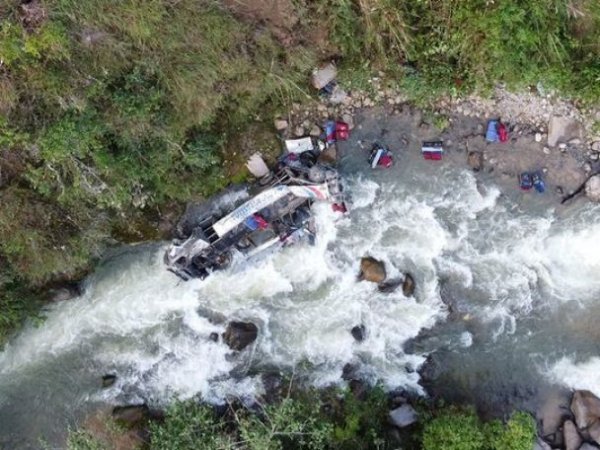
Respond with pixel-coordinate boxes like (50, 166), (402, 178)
(1, 113), (599, 448)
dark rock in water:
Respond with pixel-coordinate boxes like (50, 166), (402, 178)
(358, 257), (386, 283)
(112, 404), (150, 427)
(571, 390), (600, 429)
(389, 404), (418, 428)
(378, 278), (402, 293)
(262, 372), (283, 404)
(349, 379), (368, 400)
(402, 273), (415, 297)
(351, 325), (366, 342)
(222, 321), (258, 351)
(342, 363), (359, 381)
(467, 151), (484, 172)
(101, 374), (116, 388)
(418, 354), (443, 383)
(563, 420), (582, 450)
(209, 332), (219, 342)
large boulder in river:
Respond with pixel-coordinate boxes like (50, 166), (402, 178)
(585, 175), (600, 202)
(358, 257), (386, 283)
(351, 324), (366, 342)
(571, 390), (600, 429)
(563, 420), (582, 450)
(588, 420), (600, 445)
(402, 273), (416, 297)
(222, 321), (258, 351)
(547, 116), (582, 147)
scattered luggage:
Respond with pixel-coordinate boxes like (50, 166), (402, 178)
(486, 119), (509, 143)
(369, 143), (393, 168)
(519, 172), (533, 190)
(422, 141), (443, 160)
(325, 120), (349, 144)
(519, 171), (545, 193)
(532, 172), (545, 193)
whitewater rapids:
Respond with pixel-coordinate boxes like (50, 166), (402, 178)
(1, 141), (600, 447)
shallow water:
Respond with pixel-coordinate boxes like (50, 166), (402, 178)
(1, 114), (600, 448)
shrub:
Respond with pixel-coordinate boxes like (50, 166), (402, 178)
(422, 406), (485, 450)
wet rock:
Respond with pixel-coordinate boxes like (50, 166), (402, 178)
(101, 374), (117, 388)
(209, 332), (219, 342)
(547, 116), (582, 147)
(112, 405), (149, 427)
(358, 257), (386, 284)
(533, 438), (552, 450)
(222, 321), (258, 351)
(378, 279), (402, 293)
(402, 273), (416, 297)
(49, 285), (81, 302)
(585, 176), (600, 202)
(262, 372), (283, 404)
(349, 379), (368, 400)
(467, 151), (484, 172)
(571, 390), (600, 429)
(342, 363), (359, 381)
(274, 118), (288, 131)
(351, 325), (366, 342)
(389, 405), (418, 428)
(589, 420), (600, 445)
(537, 388), (573, 441)
(564, 420), (582, 450)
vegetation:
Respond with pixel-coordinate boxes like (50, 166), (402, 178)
(67, 386), (537, 450)
(0, 0), (598, 340)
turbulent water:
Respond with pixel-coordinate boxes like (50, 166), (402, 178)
(1, 137), (600, 448)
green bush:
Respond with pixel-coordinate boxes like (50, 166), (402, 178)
(422, 406), (485, 450)
(485, 412), (536, 450)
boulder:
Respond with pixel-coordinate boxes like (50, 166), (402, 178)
(591, 141), (600, 152)
(388, 404), (418, 428)
(467, 151), (484, 172)
(547, 116), (582, 147)
(572, 390), (600, 429)
(564, 420), (582, 450)
(222, 321), (258, 351)
(112, 405), (149, 427)
(532, 438), (552, 450)
(309, 124), (322, 137)
(351, 325), (366, 342)
(311, 63), (336, 89)
(209, 332), (219, 342)
(378, 279), (402, 293)
(538, 388), (573, 442)
(589, 420), (600, 445)
(585, 176), (600, 202)
(402, 273), (416, 297)
(274, 118), (288, 131)
(358, 257), (386, 283)
(579, 443), (600, 450)
(101, 374), (117, 388)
